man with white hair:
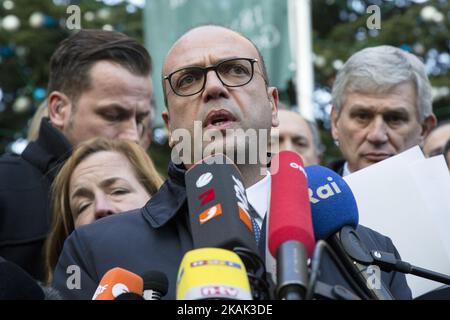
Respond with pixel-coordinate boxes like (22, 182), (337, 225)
(329, 45), (436, 176)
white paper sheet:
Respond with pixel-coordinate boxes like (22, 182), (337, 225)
(344, 146), (450, 298)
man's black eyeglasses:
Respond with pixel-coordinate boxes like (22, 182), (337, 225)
(164, 58), (259, 97)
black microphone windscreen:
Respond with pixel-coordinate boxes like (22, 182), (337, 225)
(114, 292), (145, 300)
(142, 270), (169, 296)
(185, 154), (258, 253)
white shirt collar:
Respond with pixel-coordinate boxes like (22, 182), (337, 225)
(343, 161), (352, 177)
(246, 171), (271, 227)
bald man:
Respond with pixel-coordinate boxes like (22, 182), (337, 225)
(274, 109), (323, 166)
(52, 25), (411, 300)
(52, 24), (278, 299)
(423, 121), (450, 157)
(444, 140), (450, 171)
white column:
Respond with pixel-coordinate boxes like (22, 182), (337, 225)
(289, 0), (314, 122)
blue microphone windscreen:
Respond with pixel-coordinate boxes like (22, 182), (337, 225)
(305, 165), (359, 240)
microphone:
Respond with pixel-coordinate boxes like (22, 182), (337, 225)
(92, 267), (144, 300)
(305, 165), (394, 300)
(268, 150), (315, 300)
(185, 154), (258, 253)
(176, 247), (252, 300)
(141, 270), (169, 300)
(0, 260), (45, 300)
(115, 292), (146, 300)
(185, 154), (272, 299)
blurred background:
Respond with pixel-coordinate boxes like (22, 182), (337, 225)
(0, 0), (449, 175)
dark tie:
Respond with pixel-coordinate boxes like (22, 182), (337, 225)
(251, 216), (261, 245)
(247, 203), (262, 245)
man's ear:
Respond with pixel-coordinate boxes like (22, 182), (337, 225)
(419, 114), (437, 145)
(48, 91), (72, 131)
(161, 110), (173, 148)
(330, 106), (340, 141)
(268, 87), (279, 127)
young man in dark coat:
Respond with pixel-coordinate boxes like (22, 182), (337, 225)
(0, 30), (153, 280)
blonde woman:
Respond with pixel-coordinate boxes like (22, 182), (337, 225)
(27, 99), (48, 142)
(44, 138), (163, 283)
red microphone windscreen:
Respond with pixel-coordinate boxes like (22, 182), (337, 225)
(268, 151), (315, 257)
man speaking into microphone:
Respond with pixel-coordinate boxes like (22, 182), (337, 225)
(52, 25), (411, 300)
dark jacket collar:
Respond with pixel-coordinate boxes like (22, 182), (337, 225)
(327, 159), (345, 177)
(21, 117), (72, 181)
(142, 161), (188, 228)
(142, 160), (266, 232)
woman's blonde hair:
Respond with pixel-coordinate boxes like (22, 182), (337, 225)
(44, 138), (163, 284)
(27, 99), (48, 141)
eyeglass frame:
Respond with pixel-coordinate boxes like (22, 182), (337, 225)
(163, 57), (261, 97)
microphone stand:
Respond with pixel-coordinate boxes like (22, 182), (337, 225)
(306, 240), (371, 300)
(233, 247), (273, 300)
(369, 250), (450, 285)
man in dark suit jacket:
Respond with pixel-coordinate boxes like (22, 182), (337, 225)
(52, 162), (411, 299)
(274, 108), (324, 166)
(53, 25), (412, 299)
(327, 46), (448, 299)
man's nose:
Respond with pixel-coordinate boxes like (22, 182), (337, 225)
(202, 70), (229, 102)
(118, 119), (140, 143)
(280, 137), (294, 152)
(367, 117), (388, 145)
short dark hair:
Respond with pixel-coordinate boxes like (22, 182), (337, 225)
(47, 29), (152, 102)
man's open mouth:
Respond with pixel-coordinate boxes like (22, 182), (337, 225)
(204, 109), (237, 130)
